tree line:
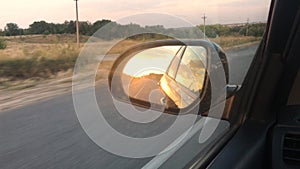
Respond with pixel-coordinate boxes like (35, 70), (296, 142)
(198, 23), (266, 37)
(0, 20), (266, 39)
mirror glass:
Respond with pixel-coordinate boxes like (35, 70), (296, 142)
(122, 45), (207, 110)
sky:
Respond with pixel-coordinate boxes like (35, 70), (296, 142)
(0, 0), (271, 29)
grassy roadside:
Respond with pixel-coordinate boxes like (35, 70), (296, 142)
(209, 36), (261, 48)
(0, 35), (260, 89)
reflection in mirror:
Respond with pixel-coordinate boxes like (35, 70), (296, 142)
(175, 46), (207, 93)
(122, 46), (181, 104)
(122, 45), (207, 110)
(160, 46), (207, 109)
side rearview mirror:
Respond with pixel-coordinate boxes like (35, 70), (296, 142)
(108, 40), (234, 114)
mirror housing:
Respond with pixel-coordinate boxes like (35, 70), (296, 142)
(108, 39), (229, 114)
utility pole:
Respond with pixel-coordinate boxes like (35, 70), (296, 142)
(201, 13), (207, 38)
(246, 18), (249, 36)
(75, 0), (80, 47)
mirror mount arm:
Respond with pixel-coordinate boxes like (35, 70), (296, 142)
(226, 85), (241, 99)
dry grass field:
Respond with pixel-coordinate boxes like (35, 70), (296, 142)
(210, 36), (261, 48)
(0, 34), (260, 86)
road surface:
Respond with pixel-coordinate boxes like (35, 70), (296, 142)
(0, 44), (258, 169)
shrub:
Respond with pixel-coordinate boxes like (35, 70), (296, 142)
(0, 56), (77, 79)
(0, 39), (7, 49)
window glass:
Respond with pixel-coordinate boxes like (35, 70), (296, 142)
(0, 0), (272, 169)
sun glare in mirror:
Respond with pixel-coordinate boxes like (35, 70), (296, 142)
(123, 46), (181, 77)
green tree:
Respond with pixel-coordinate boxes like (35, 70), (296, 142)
(79, 21), (91, 35)
(66, 21), (76, 34)
(4, 23), (20, 36)
(29, 21), (51, 34)
(248, 23), (266, 37)
(89, 19), (111, 35)
(0, 29), (4, 36)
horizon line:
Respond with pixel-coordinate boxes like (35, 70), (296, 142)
(0, 19), (268, 30)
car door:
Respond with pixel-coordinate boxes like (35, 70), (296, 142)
(160, 46), (207, 109)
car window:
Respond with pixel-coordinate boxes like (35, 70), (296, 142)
(0, 0), (272, 169)
(175, 46), (207, 93)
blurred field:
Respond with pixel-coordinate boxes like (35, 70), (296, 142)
(210, 36), (261, 48)
(2, 34), (90, 44)
(0, 34), (260, 85)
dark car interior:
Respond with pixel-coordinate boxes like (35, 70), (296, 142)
(197, 0), (300, 168)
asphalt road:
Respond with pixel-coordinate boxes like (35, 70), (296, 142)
(0, 44), (258, 169)
(227, 44), (259, 84)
